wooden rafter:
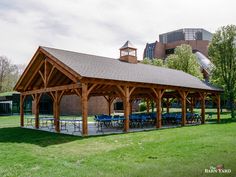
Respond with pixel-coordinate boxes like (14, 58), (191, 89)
(40, 47), (81, 80)
(87, 83), (98, 95)
(152, 88), (165, 98)
(129, 87), (136, 96)
(23, 60), (45, 91)
(46, 66), (55, 85)
(74, 88), (82, 97)
(116, 85), (125, 97)
(46, 57), (78, 83)
(14, 48), (42, 91)
(38, 70), (46, 86)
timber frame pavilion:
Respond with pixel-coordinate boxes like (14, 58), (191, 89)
(14, 41), (223, 136)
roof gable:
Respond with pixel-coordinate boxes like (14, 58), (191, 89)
(14, 47), (80, 92)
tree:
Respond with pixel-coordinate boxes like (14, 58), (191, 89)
(166, 44), (203, 79)
(152, 58), (164, 67)
(142, 58), (152, 64)
(208, 25), (236, 118)
(142, 58), (164, 67)
(0, 56), (20, 92)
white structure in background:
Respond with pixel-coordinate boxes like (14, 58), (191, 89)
(194, 51), (214, 79)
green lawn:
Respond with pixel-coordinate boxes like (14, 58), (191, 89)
(0, 111), (235, 177)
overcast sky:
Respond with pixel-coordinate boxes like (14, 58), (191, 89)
(0, 0), (235, 64)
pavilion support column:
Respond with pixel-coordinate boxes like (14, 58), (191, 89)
(190, 97), (195, 121)
(146, 99), (150, 114)
(35, 100), (39, 129)
(50, 91), (64, 133)
(156, 92), (162, 128)
(190, 97), (194, 115)
(166, 98), (170, 114)
(108, 100), (112, 116)
(199, 92), (206, 124)
(82, 83), (88, 136)
(182, 97), (186, 126)
(124, 86), (130, 132)
(33, 94), (42, 129)
(130, 100), (133, 115)
(54, 93), (60, 133)
(152, 88), (164, 128)
(179, 90), (189, 126)
(216, 94), (221, 123)
(20, 94), (25, 127)
(108, 97), (113, 116)
(104, 96), (115, 116)
(117, 85), (135, 133)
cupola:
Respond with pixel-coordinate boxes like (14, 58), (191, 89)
(119, 40), (137, 64)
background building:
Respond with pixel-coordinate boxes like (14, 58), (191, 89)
(143, 28), (214, 79)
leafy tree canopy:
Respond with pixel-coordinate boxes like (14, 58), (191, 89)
(209, 24), (236, 118)
(166, 44), (203, 79)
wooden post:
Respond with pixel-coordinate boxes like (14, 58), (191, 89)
(200, 93), (206, 124)
(146, 99), (150, 114)
(179, 91), (188, 126)
(181, 96), (186, 126)
(104, 96), (112, 116)
(124, 86), (130, 132)
(53, 101), (56, 126)
(20, 94), (25, 127)
(166, 98), (170, 114)
(50, 90), (64, 133)
(130, 100), (133, 115)
(54, 91), (60, 132)
(152, 88), (164, 129)
(190, 97), (195, 122)
(216, 94), (221, 123)
(35, 96), (39, 129)
(82, 83), (88, 136)
(108, 99), (111, 116)
(156, 90), (162, 128)
(190, 97), (194, 115)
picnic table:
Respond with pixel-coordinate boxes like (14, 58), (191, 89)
(59, 119), (82, 133)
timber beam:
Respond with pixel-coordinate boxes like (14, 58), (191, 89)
(22, 84), (81, 95)
(31, 93), (43, 129)
(178, 90), (189, 126)
(49, 90), (64, 132)
(212, 93), (221, 123)
(116, 85), (136, 132)
(199, 92), (207, 124)
(20, 94), (26, 127)
(152, 88), (165, 128)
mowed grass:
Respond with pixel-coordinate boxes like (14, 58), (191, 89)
(0, 111), (235, 177)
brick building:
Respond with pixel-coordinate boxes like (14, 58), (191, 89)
(143, 28), (214, 79)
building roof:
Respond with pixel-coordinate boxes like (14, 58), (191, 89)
(41, 46), (222, 92)
(120, 40), (136, 50)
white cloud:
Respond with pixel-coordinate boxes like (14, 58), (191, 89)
(0, 0), (235, 64)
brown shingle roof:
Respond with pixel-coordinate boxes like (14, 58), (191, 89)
(41, 46), (222, 92)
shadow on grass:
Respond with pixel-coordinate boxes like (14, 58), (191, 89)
(0, 127), (129, 146)
(0, 118), (234, 147)
(0, 127), (81, 147)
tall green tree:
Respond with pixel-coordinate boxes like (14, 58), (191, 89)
(166, 44), (203, 79)
(208, 25), (236, 118)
